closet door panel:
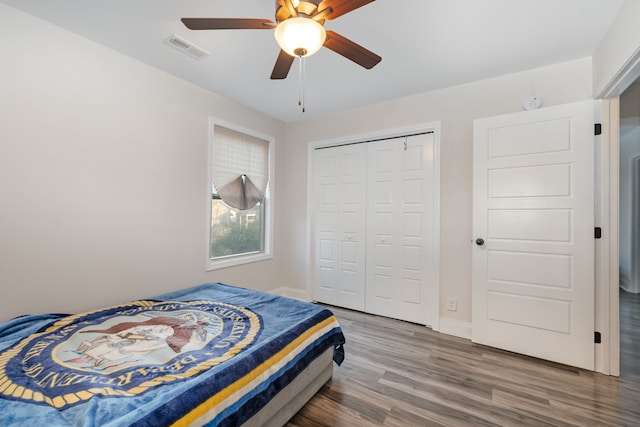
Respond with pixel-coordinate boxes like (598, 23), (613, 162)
(366, 134), (435, 324)
(337, 145), (366, 310)
(366, 139), (398, 319)
(400, 134), (436, 324)
(313, 153), (339, 305)
(312, 145), (366, 310)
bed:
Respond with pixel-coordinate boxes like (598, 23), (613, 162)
(0, 282), (345, 426)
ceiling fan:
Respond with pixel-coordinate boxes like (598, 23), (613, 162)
(181, 0), (382, 80)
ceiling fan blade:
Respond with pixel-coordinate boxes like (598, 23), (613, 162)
(323, 30), (381, 69)
(270, 50), (295, 80)
(181, 18), (276, 30)
(318, 0), (375, 20)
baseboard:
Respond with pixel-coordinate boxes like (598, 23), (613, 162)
(438, 317), (472, 340)
(269, 287), (310, 302)
(270, 290), (472, 339)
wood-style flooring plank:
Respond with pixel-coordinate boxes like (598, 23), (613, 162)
(620, 289), (640, 378)
(287, 304), (640, 427)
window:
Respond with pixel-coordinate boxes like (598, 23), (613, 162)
(207, 120), (273, 270)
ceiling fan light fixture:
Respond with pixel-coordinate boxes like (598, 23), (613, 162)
(274, 17), (326, 57)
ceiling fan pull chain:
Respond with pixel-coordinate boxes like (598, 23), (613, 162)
(298, 57), (302, 109)
(302, 57), (306, 113)
(298, 56), (306, 113)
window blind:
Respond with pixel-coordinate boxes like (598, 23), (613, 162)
(211, 125), (269, 210)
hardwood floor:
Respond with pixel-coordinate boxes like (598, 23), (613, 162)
(287, 305), (640, 427)
(620, 289), (640, 378)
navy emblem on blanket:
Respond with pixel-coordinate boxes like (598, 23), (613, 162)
(0, 300), (262, 408)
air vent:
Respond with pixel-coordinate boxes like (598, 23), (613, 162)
(164, 34), (210, 61)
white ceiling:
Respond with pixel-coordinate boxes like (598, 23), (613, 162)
(1, 0), (626, 123)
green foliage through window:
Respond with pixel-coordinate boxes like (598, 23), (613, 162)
(210, 199), (263, 259)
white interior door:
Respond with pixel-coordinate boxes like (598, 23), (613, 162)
(472, 100), (595, 370)
(366, 133), (436, 325)
(312, 144), (366, 310)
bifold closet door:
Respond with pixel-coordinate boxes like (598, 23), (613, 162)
(366, 134), (436, 325)
(312, 144), (366, 311)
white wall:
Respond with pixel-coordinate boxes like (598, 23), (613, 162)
(593, 0), (640, 97)
(0, 4), (287, 322)
(282, 58), (593, 328)
(0, 3), (603, 330)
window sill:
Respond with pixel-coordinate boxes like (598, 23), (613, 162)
(206, 252), (272, 271)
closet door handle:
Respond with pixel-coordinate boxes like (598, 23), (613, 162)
(475, 238), (485, 246)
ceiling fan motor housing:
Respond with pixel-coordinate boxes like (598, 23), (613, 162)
(275, 0), (326, 23)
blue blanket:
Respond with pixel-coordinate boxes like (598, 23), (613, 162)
(0, 283), (345, 426)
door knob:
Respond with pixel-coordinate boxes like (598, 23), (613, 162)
(475, 238), (485, 246)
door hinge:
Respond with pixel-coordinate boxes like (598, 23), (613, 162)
(594, 123), (602, 135)
(595, 227), (602, 239)
(594, 331), (601, 344)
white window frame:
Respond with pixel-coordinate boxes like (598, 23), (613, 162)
(206, 118), (274, 271)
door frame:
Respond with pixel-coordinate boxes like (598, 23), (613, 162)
(305, 122), (441, 330)
(596, 47), (640, 376)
